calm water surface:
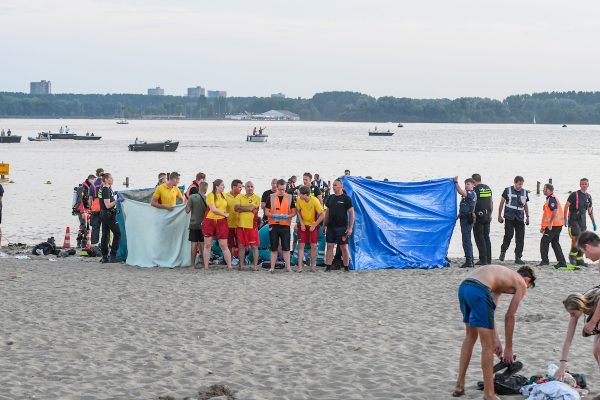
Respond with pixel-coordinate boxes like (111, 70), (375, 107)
(1, 118), (599, 260)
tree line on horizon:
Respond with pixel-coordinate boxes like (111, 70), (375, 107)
(1, 90), (600, 124)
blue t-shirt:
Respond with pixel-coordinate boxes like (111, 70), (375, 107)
(459, 190), (477, 215)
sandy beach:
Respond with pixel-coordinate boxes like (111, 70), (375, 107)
(1, 253), (599, 399)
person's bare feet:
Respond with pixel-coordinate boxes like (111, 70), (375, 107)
(311, 267), (317, 273)
(451, 387), (464, 397)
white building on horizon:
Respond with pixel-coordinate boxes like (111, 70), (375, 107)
(148, 87), (164, 96)
(187, 86), (206, 97)
(207, 90), (227, 98)
(30, 80), (51, 95)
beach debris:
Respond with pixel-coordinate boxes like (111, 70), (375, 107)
(0, 252), (8, 258)
(6, 341), (13, 346)
(14, 255), (30, 260)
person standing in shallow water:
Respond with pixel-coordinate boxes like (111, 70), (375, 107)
(453, 265), (535, 400)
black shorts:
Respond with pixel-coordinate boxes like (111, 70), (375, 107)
(269, 225), (291, 252)
(189, 228), (204, 242)
(569, 217), (586, 237)
(326, 226), (348, 245)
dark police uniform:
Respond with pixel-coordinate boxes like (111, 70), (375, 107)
(500, 186), (529, 260)
(567, 190), (593, 263)
(473, 183), (493, 264)
(98, 185), (121, 261)
(459, 190), (477, 263)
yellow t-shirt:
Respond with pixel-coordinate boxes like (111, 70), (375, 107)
(224, 192), (240, 228)
(296, 196), (324, 226)
(152, 183), (182, 207)
(206, 192), (227, 220)
(236, 194), (261, 229)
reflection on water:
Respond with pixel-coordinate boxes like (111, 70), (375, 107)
(1, 119), (598, 260)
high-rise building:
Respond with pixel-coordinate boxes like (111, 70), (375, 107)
(271, 92), (285, 98)
(187, 86), (206, 97)
(147, 87), (164, 96)
(207, 90), (227, 98)
(30, 80), (51, 95)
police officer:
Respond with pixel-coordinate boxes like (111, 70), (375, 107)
(98, 172), (122, 263)
(471, 174), (493, 265)
(564, 178), (596, 266)
(455, 177), (477, 268)
(498, 176), (529, 264)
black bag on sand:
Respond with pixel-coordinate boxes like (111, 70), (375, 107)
(570, 372), (587, 389)
(477, 360), (526, 395)
(32, 237), (57, 256)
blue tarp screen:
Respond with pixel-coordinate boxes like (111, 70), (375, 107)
(342, 177), (456, 270)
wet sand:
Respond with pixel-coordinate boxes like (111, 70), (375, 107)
(1, 252), (599, 399)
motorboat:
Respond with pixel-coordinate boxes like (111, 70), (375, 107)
(28, 132), (52, 141)
(247, 134), (268, 142)
(0, 135), (22, 143)
(368, 129), (394, 136)
(116, 119), (129, 125)
(73, 134), (102, 140)
(397, 123), (404, 128)
(128, 140), (179, 152)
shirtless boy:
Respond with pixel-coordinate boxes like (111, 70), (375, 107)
(453, 265), (536, 399)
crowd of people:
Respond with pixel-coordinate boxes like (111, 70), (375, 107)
(73, 168), (355, 271)
(454, 174), (596, 269)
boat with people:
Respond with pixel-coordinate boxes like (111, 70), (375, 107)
(0, 135), (22, 143)
(73, 133), (102, 140)
(247, 134), (268, 142)
(247, 126), (268, 142)
(368, 127), (395, 136)
(128, 140), (179, 152)
(28, 132), (52, 142)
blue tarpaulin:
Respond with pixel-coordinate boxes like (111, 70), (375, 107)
(342, 176), (456, 270)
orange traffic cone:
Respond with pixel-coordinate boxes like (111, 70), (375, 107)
(63, 227), (71, 248)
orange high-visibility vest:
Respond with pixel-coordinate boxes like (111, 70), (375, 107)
(541, 194), (564, 229)
(268, 194), (292, 226)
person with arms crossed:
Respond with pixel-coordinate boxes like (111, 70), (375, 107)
(151, 171), (184, 211)
(235, 181), (261, 271)
(323, 179), (354, 272)
(453, 265), (536, 399)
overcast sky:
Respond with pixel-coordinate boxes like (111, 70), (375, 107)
(2, 0), (599, 99)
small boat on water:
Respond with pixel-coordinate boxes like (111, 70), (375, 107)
(247, 134), (268, 142)
(73, 135), (102, 140)
(0, 135), (22, 143)
(369, 128), (394, 136)
(28, 132), (52, 142)
(397, 123), (404, 128)
(128, 140), (179, 152)
(562, 124), (568, 128)
(116, 119), (129, 125)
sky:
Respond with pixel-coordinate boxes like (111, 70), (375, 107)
(1, 0), (599, 99)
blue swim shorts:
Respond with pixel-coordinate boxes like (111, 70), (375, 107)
(458, 278), (495, 329)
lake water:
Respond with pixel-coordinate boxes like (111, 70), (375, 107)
(1, 118), (598, 261)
